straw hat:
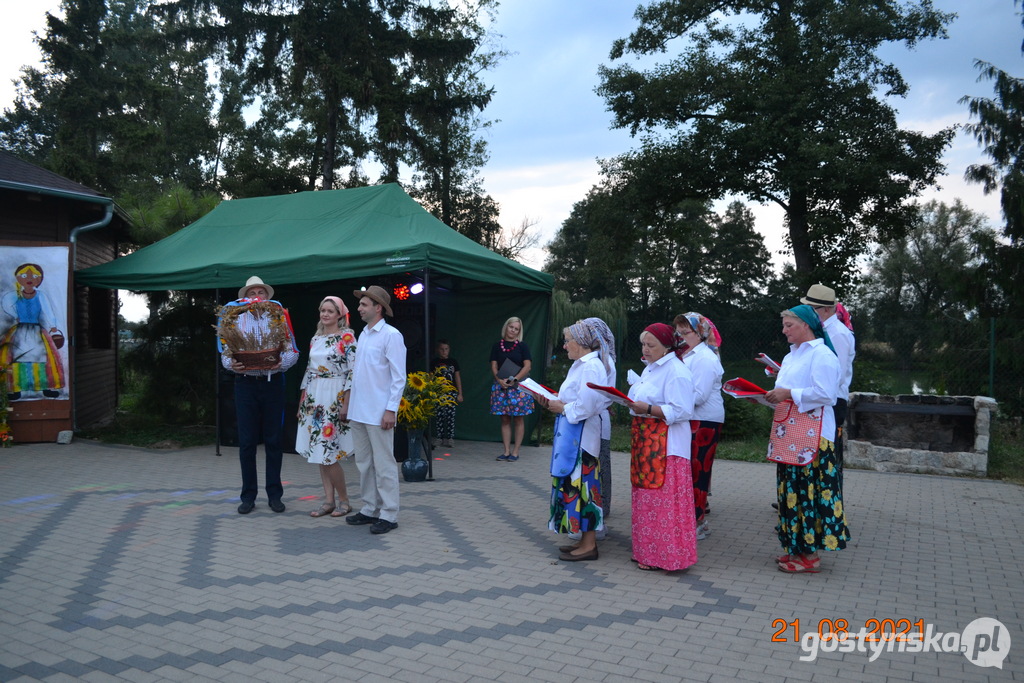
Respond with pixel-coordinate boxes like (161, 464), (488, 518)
(353, 285), (393, 317)
(800, 283), (836, 307)
(239, 275), (274, 300)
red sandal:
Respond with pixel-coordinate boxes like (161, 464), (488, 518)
(778, 556), (820, 573)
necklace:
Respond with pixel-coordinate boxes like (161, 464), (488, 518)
(499, 339), (518, 353)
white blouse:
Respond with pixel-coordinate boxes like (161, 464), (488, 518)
(681, 342), (725, 423)
(559, 351), (615, 455)
(775, 338), (841, 442)
(627, 353), (695, 458)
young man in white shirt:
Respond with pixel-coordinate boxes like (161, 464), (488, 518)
(344, 286), (407, 534)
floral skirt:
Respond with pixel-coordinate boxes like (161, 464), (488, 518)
(296, 377), (353, 465)
(690, 420), (721, 522)
(776, 438), (851, 554)
(631, 456), (697, 571)
(489, 383), (533, 416)
(549, 449), (603, 534)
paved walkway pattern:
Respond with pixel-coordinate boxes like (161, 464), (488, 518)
(0, 439), (1021, 682)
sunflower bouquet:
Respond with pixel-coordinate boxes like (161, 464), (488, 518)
(397, 369), (457, 430)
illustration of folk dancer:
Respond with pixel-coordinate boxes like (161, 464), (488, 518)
(0, 263), (65, 400)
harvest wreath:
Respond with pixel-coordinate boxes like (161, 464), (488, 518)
(216, 300), (292, 370)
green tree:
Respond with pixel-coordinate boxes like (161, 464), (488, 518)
(596, 0), (955, 288)
(860, 199), (995, 321)
(545, 174), (777, 319)
(959, 2), (1024, 317)
(0, 0), (218, 197)
(405, 0), (504, 244)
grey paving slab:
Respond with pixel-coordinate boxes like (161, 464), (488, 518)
(0, 438), (1021, 682)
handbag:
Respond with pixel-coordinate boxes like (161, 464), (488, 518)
(550, 414), (583, 477)
(630, 416), (668, 489)
(767, 400), (822, 466)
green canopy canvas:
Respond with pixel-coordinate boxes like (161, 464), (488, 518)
(77, 184), (553, 444)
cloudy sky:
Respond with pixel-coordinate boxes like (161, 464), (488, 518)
(3, 0), (1023, 279)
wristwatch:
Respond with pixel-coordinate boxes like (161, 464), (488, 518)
(646, 404), (653, 415)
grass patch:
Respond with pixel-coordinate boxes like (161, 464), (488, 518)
(78, 413), (217, 449)
(988, 417), (1024, 485)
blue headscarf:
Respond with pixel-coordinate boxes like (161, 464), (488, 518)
(790, 304), (836, 355)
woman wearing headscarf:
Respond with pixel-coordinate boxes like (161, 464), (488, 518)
(624, 323), (697, 571)
(489, 316), (533, 461)
(296, 296), (357, 517)
(674, 312), (724, 540)
(539, 318), (616, 562)
(764, 305), (850, 573)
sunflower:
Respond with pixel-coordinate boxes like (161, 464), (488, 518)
(408, 373), (428, 391)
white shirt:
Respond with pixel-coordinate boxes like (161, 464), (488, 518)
(822, 315), (855, 400)
(559, 351), (615, 455)
(627, 353), (695, 458)
(681, 342), (725, 423)
(348, 318), (406, 425)
(775, 338), (841, 442)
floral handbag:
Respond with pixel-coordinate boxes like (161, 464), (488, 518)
(630, 416), (668, 489)
(767, 400), (822, 466)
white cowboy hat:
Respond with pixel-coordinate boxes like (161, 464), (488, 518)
(239, 275), (275, 300)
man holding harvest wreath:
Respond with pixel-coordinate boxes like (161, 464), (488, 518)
(219, 276), (299, 515)
(624, 323), (697, 572)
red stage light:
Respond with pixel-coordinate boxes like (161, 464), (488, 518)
(393, 283), (411, 301)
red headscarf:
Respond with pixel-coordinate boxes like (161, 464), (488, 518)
(643, 323), (684, 358)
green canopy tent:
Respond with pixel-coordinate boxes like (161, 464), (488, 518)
(77, 184), (553, 446)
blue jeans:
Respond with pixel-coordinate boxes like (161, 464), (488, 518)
(235, 374), (285, 504)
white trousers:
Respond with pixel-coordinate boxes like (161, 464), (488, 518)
(350, 421), (400, 523)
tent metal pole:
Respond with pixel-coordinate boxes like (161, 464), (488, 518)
(215, 288), (221, 457)
(423, 268), (434, 481)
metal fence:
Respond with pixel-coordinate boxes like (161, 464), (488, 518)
(545, 317), (1024, 420)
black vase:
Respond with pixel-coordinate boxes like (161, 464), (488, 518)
(401, 428), (429, 482)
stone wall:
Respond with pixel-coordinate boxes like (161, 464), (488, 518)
(844, 393), (998, 477)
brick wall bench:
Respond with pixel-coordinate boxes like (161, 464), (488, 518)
(844, 392), (998, 477)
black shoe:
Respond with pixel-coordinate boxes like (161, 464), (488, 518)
(42, 389), (60, 398)
(346, 512), (379, 525)
(771, 502), (779, 510)
(269, 500), (286, 513)
(370, 519), (398, 534)
(7, 392), (20, 401)
(237, 501), (255, 514)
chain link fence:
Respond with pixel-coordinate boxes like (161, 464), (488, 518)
(543, 317), (1024, 436)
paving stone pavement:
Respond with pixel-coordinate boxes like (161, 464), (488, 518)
(0, 438), (1021, 682)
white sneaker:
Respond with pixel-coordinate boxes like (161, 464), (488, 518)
(696, 520), (711, 540)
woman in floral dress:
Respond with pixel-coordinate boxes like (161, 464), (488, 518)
(764, 306), (850, 573)
(296, 296), (357, 518)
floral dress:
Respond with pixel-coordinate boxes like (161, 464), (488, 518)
(296, 330), (356, 464)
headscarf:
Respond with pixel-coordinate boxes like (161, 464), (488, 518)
(567, 317), (616, 372)
(322, 296), (350, 327)
(790, 304), (836, 355)
(679, 312), (722, 355)
(643, 323), (684, 359)
(835, 302), (854, 332)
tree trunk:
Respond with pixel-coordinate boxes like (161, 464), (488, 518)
(788, 188), (815, 274)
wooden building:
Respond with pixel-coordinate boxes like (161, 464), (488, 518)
(0, 150), (130, 440)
